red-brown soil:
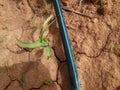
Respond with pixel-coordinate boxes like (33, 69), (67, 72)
(0, 0), (120, 90)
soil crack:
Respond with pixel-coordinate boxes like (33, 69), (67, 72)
(76, 31), (112, 58)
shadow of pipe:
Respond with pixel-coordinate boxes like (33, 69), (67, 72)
(48, 17), (72, 90)
(48, 20), (66, 61)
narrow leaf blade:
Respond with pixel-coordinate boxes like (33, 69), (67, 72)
(45, 45), (52, 58)
(16, 38), (43, 48)
(39, 15), (53, 40)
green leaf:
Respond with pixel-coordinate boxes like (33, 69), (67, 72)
(42, 39), (49, 45)
(43, 15), (53, 28)
(39, 27), (45, 41)
(45, 45), (52, 58)
(39, 15), (53, 40)
(44, 80), (53, 85)
(16, 14), (54, 59)
(111, 45), (117, 49)
(16, 38), (43, 48)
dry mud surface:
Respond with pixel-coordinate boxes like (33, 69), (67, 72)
(0, 0), (120, 90)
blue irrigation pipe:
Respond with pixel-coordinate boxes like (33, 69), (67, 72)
(53, 0), (81, 90)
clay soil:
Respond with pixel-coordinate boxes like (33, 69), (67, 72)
(0, 0), (120, 90)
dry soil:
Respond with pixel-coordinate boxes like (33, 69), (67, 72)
(0, 0), (120, 90)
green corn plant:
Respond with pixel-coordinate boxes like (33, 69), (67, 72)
(44, 80), (53, 85)
(16, 15), (54, 58)
(110, 44), (120, 51)
(5, 61), (11, 71)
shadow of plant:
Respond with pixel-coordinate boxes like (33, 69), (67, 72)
(0, 61), (60, 90)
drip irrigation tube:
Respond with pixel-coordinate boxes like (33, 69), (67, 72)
(53, 0), (81, 90)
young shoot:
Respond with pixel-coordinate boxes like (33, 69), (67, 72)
(16, 15), (54, 58)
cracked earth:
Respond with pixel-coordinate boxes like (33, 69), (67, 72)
(0, 0), (120, 90)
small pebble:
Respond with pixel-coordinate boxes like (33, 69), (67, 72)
(92, 18), (98, 23)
